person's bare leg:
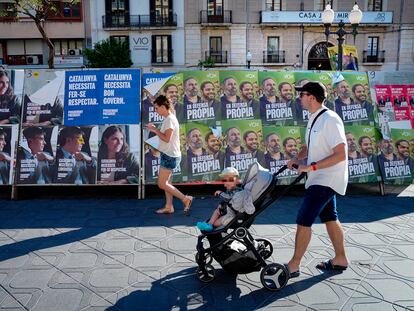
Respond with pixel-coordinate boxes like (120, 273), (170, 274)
(288, 224), (312, 273)
(208, 208), (221, 225)
(325, 220), (348, 267)
(155, 169), (175, 213)
(158, 167), (192, 210)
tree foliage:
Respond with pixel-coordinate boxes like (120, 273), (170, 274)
(83, 39), (133, 68)
(2, 0), (79, 68)
(197, 57), (215, 69)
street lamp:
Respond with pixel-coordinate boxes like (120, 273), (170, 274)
(322, 2), (363, 71)
(246, 50), (252, 69)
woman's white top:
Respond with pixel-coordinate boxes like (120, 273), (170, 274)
(305, 106), (348, 195)
(158, 113), (181, 158)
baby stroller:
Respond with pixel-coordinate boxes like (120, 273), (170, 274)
(195, 162), (305, 291)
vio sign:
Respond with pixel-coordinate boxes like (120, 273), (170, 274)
(132, 36), (150, 51)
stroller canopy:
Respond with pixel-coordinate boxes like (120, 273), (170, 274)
(242, 162), (273, 201)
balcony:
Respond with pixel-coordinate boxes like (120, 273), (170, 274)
(151, 49), (173, 65)
(102, 13), (177, 29)
(205, 51), (228, 64)
(262, 50), (285, 63)
(199, 11), (232, 24)
(362, 50), (385, 63)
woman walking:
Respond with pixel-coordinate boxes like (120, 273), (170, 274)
(146, 95), (193, 215)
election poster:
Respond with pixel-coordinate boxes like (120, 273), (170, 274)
(141, 72), (182, 125)
(143, 123), (185, 184)
(54, 126), (98, 185)
(333, 72), (375, 126)
(0, 124), (18, 185)
(378, 129), (414, 184)
(258, 71), (296, 126)
(293, 71), (333, 125)
(182, 122), (224, 182)
(182, 71), (221, 126)
(406, 85), (414, 128)
(219, 71), (260, 121)
(374, 85), (395, 139)
(221, 119), (263, 178)
(16, 125), (56, 184)
(262, 126), (304, 185)
(64, 69), (141, 125)
(0, 69), (24, 125)
(22, 69), (64, 127)
(390, 85), (410, 122)
(97, 125), (140, 185)
(345, 126), (381, 183)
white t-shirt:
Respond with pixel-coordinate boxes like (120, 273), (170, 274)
(305, 106), (348, 195)
(158, 113), (181, 158)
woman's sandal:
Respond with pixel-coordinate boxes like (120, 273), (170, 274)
(183, 196), (193, 216)
(155, 207), (174, 214)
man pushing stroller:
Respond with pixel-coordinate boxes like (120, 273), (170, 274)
(197, 167), (255, 231)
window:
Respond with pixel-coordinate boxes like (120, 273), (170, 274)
(0, 2), (16, 18)
(50, 1), (81, 19)
(267, 37), (279, 53)
(207, 0), (223, 16)
(209, 37), (225, 63)
(265, 0), (281, 11)
(155, 0), (170, 17)
(152, 35), (172, 63)
(367, 37), (379, 56)
(110, 36), (129, 46)
(318, 0), (333, 11)
(53, 40), (84, 56)
(368, 0), (382, 11)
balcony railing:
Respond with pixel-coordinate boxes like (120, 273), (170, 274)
(199, 10), (232, 24)
(263, 50), (285, 63)
(363, 50), (385, 63)
(102, 13), (177, 28)
(205, 51), (228, 64)
(151, 49), (173, 64)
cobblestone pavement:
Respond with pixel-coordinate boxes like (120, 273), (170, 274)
(0, 188), (413, 310)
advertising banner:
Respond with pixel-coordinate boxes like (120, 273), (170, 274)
(219, 71), (260, 122)
(390, 85), (410, 121)
(327, 44), (359, 71)
(22, 69), (65, 126)
(64, 69), (141, 125)
(97, 125), (140, 184)
(262, 126), (304, 185)
(0, 124), (18, 185)
(258, 71), (296, 126)
(0, 69), (24, 125)
(374, 85), (395, 138)
(406, 85), (414, 128)
(378, 128), (414, 184)
(333, 72), (375, 126)
(345, 126), (381, 183)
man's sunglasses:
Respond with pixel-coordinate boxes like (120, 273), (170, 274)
(300, 92), (312, 98)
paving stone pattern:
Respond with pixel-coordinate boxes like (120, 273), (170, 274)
(0, 192), (413, 310)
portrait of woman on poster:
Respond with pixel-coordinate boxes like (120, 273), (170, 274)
(0, 70), (21, 124)
(97, 125), (140, 184)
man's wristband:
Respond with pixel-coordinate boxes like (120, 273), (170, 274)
(311, 162), (317, 171)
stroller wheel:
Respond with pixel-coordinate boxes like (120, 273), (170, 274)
(195, 252), (213, 265)
(255, 238), (273, 259)
(197, 264), (215, 283)
(260, 263), (288, 291)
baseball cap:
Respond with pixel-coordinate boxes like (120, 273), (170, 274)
(219, 167), (239, 178)
(295, 81), (327, 101)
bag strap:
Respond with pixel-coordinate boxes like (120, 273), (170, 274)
(307, 109), (327, 156)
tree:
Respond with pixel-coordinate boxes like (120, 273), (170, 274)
(2, 1), (79, 69)
(83, 39), (133, 68)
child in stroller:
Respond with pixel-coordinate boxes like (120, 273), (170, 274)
(196, 167), (254, 232)
(195, 162), (306, 291)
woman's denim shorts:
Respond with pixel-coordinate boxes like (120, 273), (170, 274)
(160, 153), (181, 170)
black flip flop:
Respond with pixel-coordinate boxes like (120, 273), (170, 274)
(316, 259), (348, 271)
(284, 264), (300, 279)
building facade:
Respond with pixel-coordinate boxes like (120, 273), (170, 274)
(0, 1), (85, 67)
(85, 0), (185, 69)
(185, 0), (414, 71)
